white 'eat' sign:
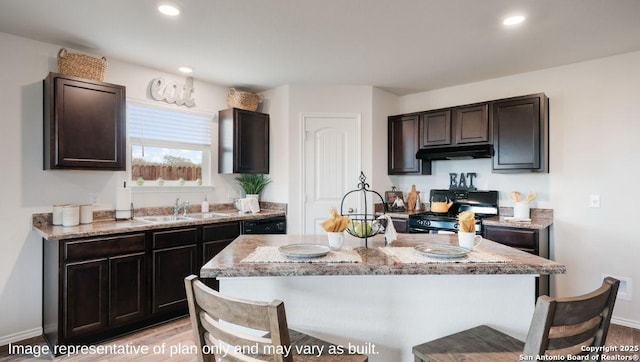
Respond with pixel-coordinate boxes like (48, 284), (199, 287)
(149, 76), (195, 107)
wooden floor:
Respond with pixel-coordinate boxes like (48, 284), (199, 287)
(1, 318), (638, 361)
(0, 318), (194, 361)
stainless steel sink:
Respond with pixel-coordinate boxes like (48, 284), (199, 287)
(185, 212), (231, 219)
(136, 215), (192, 223)
(135, 213), (231, 223)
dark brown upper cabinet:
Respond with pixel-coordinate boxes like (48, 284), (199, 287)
(43, 73), (126, 170)
(218, 108), (270, 174)
(420, 109), (451, 147)
(419, 103), (490, 149)
(389, 93), (550, 174)
(454, 103), (490, 144)
(388, 114), (431, 175)
(492, 93), (549, 173)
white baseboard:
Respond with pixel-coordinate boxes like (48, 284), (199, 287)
(611, 316), (640, 330)
(0, 327), (42, 347)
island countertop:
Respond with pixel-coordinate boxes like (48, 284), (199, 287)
(200, 233), (565, 278)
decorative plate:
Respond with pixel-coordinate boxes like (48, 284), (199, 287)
(414, 243), (470, 259)
(279, 244), (331, 258)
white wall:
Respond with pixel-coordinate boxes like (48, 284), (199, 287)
(0, 32), (262, 344)
(392, 51), (640, 328)
(256, 85), (290, 203)
(287, 85), (375, 234)
(371, 87), (400, 193)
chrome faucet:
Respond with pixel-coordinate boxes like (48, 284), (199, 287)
(174, 198), (190, 216)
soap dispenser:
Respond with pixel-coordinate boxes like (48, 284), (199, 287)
(201, 196), (209, 213)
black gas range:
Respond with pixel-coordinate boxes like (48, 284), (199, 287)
(408, 189), (498, 234)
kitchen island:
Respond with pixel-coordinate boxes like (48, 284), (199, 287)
(201, 234), (565, 362)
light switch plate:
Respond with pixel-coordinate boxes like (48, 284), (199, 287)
(589, 194), (600, 208)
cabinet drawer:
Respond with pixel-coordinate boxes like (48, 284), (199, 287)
(202, 222), (240, 242)
(152, 228), (198, 249)
(484, 226), (538, 250)
(65, 233), (145, 261)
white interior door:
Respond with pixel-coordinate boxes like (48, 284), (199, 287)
(301, 113), (361, 234)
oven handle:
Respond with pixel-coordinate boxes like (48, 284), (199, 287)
(409, 227), (470, 234)
(409, 227), (432, 233)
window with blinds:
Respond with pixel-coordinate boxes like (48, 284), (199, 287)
(127, 102), (213, 185)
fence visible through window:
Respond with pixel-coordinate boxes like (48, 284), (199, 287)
(131, 164), (202, 181)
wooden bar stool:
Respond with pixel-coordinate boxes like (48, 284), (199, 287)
(185, 275), (368, 362)
(413, 277), (619, 362)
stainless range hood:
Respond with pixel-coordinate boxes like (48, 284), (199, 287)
(415, 144), (494, 160)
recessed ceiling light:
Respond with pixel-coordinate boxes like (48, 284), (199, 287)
(503, 15), (526, 26)
(179, 66), (193, 74)
(158, 4), (180, 16)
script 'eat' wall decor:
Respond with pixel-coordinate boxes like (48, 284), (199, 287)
(149, 76), (195, 107)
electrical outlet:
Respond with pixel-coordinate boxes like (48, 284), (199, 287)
(602, 274), (632, 301)
(89, 193), (98, 204)
(589, 194), (600, 208)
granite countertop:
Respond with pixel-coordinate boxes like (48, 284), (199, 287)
(33, 209), (286, 240)
(382, 207), (553, 230)
(482, 215), (553, 230)
(200, 233), (565, 278)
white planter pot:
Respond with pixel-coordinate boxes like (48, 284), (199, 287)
(245, 194), (260, 200)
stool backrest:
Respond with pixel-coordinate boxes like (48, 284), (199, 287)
(184, 275), (293, 362)
(523, 277), (619, 358)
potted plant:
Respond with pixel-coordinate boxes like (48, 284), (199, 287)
(235, 174), (272, 199)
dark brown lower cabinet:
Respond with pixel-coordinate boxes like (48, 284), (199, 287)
(151, 228), (198, 314)
(109, 252), (147, 326)
(64, 259), (109, 338)
(483, 225), (549, 299)
(43, 222), (241, 350)
(64, 252), (147, 338)
(44, 233), (148, 348)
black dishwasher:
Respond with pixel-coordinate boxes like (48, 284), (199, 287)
(241, 216), (287, 234)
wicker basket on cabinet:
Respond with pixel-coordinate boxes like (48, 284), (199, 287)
(57, 48), (107, 82)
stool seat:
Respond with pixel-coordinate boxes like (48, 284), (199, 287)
(412, 325), (523, 362)
(412, 277), (619, 362)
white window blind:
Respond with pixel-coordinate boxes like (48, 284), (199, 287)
(127, 102), (212, 145)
